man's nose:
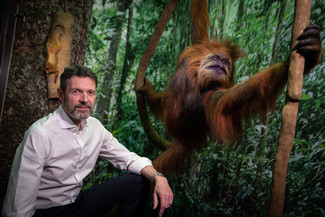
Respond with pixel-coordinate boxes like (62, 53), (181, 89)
(80, 92), (89, 103)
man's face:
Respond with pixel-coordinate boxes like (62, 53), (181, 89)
(58, 76), (96, 125)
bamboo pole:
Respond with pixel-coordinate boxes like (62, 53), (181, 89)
(268, 1), (312, 216)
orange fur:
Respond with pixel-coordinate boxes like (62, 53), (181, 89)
(191, 0), (210, 44)
(137, 0), (322, 174)
(153, 140), (187, 173)
(203, 62), (288, 144)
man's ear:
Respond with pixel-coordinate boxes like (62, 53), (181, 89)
(57, 88), (64, 102)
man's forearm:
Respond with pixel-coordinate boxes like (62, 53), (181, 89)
(140, 165), (165, 183)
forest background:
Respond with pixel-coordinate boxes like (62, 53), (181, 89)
(0, 0), (324, 216)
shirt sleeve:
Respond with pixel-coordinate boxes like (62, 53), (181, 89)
(99, 129), (152, 175)
(2, 126), (48, 217)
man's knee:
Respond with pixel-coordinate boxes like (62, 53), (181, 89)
(123, 173), (150, 195)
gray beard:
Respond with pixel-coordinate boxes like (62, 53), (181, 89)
(70, 109), (92, 120)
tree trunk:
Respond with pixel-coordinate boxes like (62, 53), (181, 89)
(0, 0), (94, 198)
(219, 0), (226, 39)
(268, 0), (312, 216)
(94, 0), (131, 126)
(270, 0), (287, 65)
(235, 0), (245, 32)
(115, 2), (135, 125)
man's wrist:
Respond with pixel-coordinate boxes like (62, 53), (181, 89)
(151, 172), (164, 184)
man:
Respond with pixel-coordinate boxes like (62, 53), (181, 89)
(2, 65), (174, 217)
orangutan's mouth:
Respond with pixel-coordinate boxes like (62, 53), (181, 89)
(208, 65), (227, 75)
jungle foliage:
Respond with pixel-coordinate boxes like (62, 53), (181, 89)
(84, 0), (325, 216)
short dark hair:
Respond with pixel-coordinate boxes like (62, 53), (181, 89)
(60, 65), (98, 91)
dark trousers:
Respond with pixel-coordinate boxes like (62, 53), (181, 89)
(34, 173), (150, 217)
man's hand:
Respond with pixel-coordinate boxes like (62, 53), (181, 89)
(153, 175), (174, 217)
(141, 166), (174, 217)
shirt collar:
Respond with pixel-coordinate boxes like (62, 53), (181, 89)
(57, 106), (88, 131)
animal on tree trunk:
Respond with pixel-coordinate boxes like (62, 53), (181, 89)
(137, 0), (323, 174)
(43, 25), (65, 83)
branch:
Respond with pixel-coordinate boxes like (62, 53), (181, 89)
(268, 1), (312, 216)
(135, 0), (179, 150)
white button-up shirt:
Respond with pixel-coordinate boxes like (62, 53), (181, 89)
(2, 106), (152, 217)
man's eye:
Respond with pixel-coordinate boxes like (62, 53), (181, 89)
(89, 91), (96, 96)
